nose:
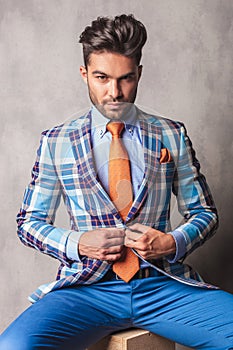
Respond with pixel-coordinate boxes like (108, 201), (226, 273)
(109, 79), (122, 100)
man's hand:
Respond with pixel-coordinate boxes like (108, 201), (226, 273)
(125, 223), (176, 260)
(78, 228), (126, 262)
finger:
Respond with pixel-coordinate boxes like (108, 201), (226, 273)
(104, 236), (125, 247)
(103, 228), (126, 238)
(99, 244), (125, 256)
(104, 253), (124, 262)
(133, 249), (151, 260)
(102, 247), (127, 262)
(124, 237), (144, 249)
(125, 228), (143, 241)
(127, 223), (148, 233)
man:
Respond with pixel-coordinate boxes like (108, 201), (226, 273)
(1, 14), (233, 350)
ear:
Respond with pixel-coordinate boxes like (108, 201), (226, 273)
(138, 65), (143, 81)
(80, 65), (88, 84)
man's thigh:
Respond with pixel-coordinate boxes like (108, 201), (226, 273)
(1, 275), (233, 350)
(0, 281), (133, 350)
(131, 275), (233, 349)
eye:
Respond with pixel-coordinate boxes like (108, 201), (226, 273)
(96, 75), (108, 82)
(120, 74), (135, 82)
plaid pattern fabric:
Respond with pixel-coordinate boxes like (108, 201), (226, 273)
(16, 108), (219, 303)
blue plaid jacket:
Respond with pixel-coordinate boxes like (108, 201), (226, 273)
(17, 108), (219, 303)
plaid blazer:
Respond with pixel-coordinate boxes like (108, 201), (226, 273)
(17, 108), (219, 303)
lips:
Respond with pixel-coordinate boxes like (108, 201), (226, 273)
(107, 102), (123, 106)
(106, 102), (125, 109)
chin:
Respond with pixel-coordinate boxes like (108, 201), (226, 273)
(107, 111), (126, 120)
(97, 106), (123, 120)
(105, 105), (131, 119)
(104, 113), (123, 120)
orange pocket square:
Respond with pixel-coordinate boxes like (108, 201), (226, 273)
(160, 148), (172, 163)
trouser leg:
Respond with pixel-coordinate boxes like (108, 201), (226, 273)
(0, 281), (133, 350)
(131, 274), (233, 349)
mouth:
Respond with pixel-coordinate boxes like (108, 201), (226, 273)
(96, 102), (132, 119)
(105, 102), (126, 109)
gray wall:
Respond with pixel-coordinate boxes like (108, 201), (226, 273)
(0, 1), (232, 348)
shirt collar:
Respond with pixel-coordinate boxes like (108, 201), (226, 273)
(91, 104), (138, 139)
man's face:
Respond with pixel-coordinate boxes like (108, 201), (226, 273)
(80, 51), (142, 119)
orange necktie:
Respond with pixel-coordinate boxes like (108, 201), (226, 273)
(107, 121), (140, 282)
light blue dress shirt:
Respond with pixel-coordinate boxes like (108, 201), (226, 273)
(91, 105), (145, 197)
(66, 106), (186, 264)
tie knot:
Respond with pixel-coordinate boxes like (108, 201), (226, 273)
(107, 121), (124, 138)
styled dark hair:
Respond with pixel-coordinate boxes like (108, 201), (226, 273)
(79, 14), (147, 66)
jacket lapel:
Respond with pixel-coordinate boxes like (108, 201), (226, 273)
(69, 111), (122, 222)
(140, 113), (162, 185)
(126, 111), (162, 221)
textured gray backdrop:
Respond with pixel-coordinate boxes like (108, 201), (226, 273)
(0, 1), (232, 349)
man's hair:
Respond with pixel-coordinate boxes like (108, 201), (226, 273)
(79, 14), (147, 66)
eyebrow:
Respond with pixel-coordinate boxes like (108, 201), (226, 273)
(92, 70), (136, 79)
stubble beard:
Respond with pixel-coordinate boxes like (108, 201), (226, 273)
(88, 90), (138, 121)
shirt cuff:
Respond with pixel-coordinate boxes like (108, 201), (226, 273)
(66, 231), (85, 262)
(166, 229), (187, 263)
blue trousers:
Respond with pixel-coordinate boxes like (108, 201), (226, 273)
(1, 270), (233, 349)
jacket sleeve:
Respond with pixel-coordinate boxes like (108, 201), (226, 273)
(169, 123), (218, 261)
(16, 132), (74, 266)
